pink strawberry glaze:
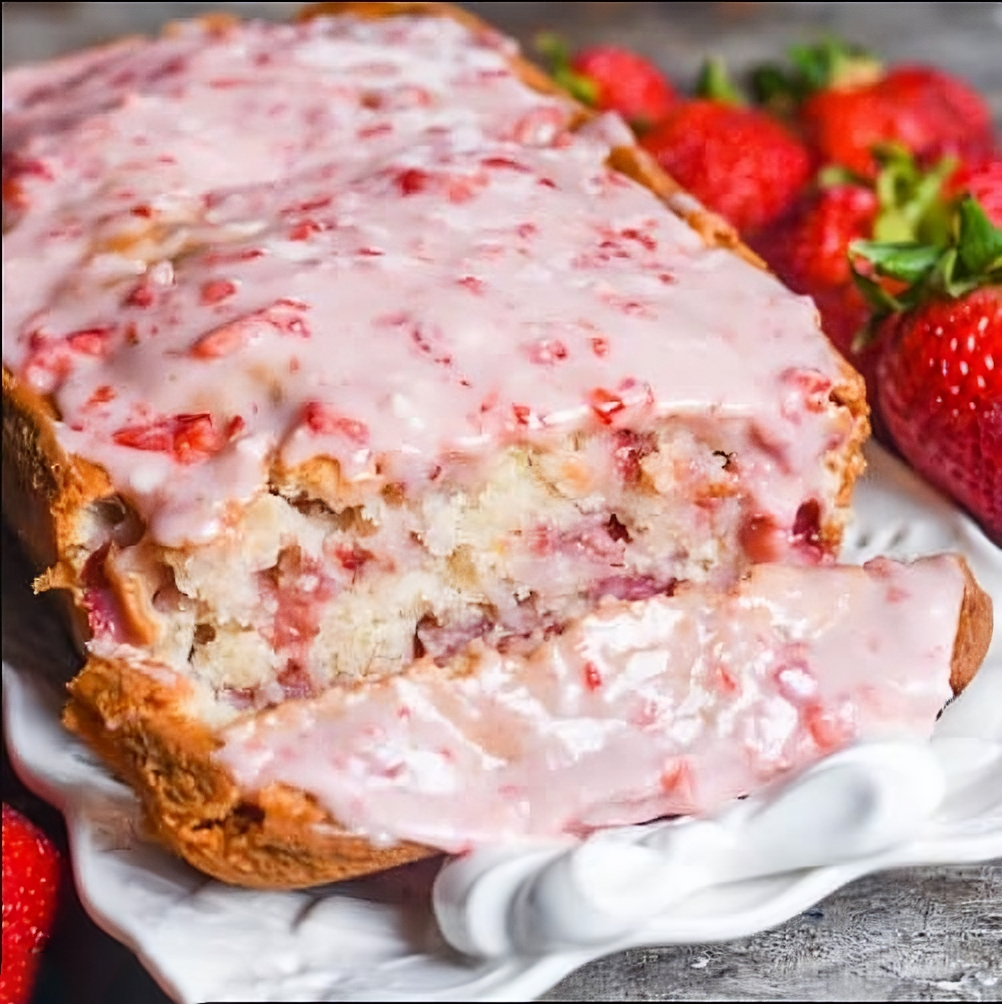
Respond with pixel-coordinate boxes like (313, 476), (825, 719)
(3, 13), (851, 549)
(218, 556), (962, 851)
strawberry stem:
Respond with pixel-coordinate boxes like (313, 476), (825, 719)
(818, 164), (869, 188)
(789, 38), (881, 92)
(696, 57), (744, 105)
(535, 32), (599, 106)
(850, 242), (942, 284)
(751, 36), (881, 111)
(749, 63), (795, 111)
(871, 146), (955, 245)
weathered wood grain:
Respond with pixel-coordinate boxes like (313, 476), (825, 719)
(5, 2), (1002, 123)
(544, 864), (1002, 1001)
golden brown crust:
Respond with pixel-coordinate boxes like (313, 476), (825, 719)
(3, 0), (877, 889)
(2, 367), (108, 566)
(64, 657), (434, 888)
(3, 366), (113, 647)
(951, 557), (994, 695)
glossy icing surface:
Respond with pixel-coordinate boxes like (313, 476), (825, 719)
(2, 13), (850, 545)
(219, 556), (961, 852)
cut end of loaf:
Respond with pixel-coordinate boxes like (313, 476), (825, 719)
(52, 407), (858, 728)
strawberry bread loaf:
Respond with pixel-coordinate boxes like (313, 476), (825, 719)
(1, 3), (991, 887)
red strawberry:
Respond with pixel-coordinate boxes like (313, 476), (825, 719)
(802, 67), (992, 179)
(752, 149), (958, 402)
(1, 805), (62, 1004)
(880, 288), (1001, 542)
(570, 46), (677, 130)
(947, 153), (1002, 227)
(753, 183), (877, 350)
(537, 35), (677, 132)
(756, 41), (993, 179)
(853, 197), (1002, 542)
(641, 60), (812, 235)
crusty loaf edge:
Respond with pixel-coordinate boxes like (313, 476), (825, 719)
(952, 558), (994, 694)
(2, 0), (875, 888)
(62, 656), (435, 888)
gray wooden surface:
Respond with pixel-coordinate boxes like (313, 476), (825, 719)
(5, 1), (1002, 121)
(543, 865), (1002, 1002)
(3, 3), (1001, 1002)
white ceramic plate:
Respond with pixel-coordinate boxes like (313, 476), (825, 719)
(4, 442), (1001, 1003)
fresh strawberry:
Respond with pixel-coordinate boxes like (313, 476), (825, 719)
(752, 148), (957, 400)
(803, 67), (992, 178)
(537, 35), (676, 132)
(880, 287), (1001, 542)
(1, 804), (62, 1004)
(754, 40), (992, 179)
(852, 196), (1002, 542)
(754, 183), (885, 408)
(641, 60), (812, 234)
(753, 183), (877, 348)
(946, 153), (1002, 226)
(570, 46), (677, 130)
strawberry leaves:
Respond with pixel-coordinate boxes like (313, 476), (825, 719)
(696, 57), (744, 105)
(819, 147), (954, 245)
(535, 33), (599, 106)
(853, 195), (1002, 291)
(850, 194), (1002, 345)
(751, 38), (881, 112)
(957, 194), (1002, 275)
(851, 243), (942, 286)
(789, 38), (881, 93)
(870, 146), (955, 244)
